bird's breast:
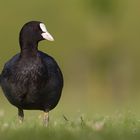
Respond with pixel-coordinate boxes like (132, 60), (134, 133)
(8, 61), (48, 95)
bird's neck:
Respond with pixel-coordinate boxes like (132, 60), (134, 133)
(20, 41), (38, 58)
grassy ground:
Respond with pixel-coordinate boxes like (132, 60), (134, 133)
(0, 110), (140, 140)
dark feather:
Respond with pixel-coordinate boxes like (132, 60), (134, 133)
(0, 21), (63, 113)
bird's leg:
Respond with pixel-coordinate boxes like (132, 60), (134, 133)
(18, 108), (24, 124)
(43, 111), (49, 127)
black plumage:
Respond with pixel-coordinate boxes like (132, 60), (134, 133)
(0, 21), (63, 125)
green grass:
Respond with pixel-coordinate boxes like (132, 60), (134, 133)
(0, 111), (140, 140)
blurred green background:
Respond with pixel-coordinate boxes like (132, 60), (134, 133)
(0, 0), (140, 119)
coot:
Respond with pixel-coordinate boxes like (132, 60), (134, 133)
(0, 21), (63, 126)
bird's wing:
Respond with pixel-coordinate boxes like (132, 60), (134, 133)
(0, 54), (20, 80)
(38, 51), (64, 86)
(39, 51), (63, 75)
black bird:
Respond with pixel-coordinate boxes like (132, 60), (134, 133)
(0, 21), (63, 126)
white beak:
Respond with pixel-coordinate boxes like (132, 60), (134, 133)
(41, 32), (54, 41)
(40, 23), (54, 41)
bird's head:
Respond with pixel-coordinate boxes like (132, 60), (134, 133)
(19, 21), (54, 47)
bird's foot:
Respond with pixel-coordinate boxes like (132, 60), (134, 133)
(18, 108), (24, 124)
(43, 112), (49, 127)
(19, 116), (24, 124)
